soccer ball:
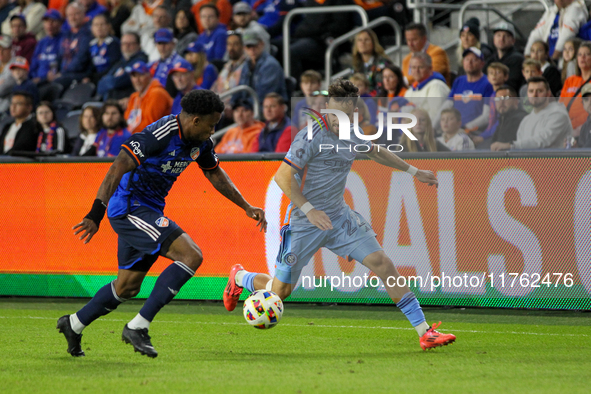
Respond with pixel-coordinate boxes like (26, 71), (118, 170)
(243, 290), (283, 329)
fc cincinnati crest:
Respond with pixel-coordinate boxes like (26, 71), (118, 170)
(284, 253), (298, 266)
(190, 147), (200, 160)
(156, 217), (169, 227)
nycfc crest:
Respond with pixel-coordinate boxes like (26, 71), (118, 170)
(191, 147), (200, 160)
(284, 253), (298, 266)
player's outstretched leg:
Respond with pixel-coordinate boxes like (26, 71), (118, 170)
(223, 265), (276, 311)
(57, 278), (134, 357)
(222, 266), (291, 311)
(361, 251), (456, 350)
(122, 234), (202, 357)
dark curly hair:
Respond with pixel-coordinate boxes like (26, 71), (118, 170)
(328, 78), (359, 107)
(181, 90), (225, 116)
(101, 100), (128, 130)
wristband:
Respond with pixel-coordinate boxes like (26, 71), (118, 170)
(85, 199), (107, 228)
(406, 165), (418, 176)
(300, 202), (314, 215)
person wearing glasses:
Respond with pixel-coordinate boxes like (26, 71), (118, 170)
(233, 28), (286, 107)
(484, 85), (527, 150)
(491, 77), (572, 151)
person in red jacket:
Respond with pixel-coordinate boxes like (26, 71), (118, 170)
(9, 14), (36, 63)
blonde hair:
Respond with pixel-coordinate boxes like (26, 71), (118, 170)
(487, 62), (509, 76)
(522, 58), (542, 71)
(563, 37), (582, 82)
(399, 108), (438, 152)
(351, 29), (388, 72)
(350, 73), (369, 88)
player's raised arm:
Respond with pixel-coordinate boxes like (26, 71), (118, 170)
(203, 166), (267, 232)
(73, 150), (137, 243)
(366, 147), (438, 188)
(274, 162), (333, 231)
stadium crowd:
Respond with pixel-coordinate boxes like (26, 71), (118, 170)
(1, 0), (591, 156)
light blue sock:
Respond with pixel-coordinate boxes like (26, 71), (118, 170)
(242, 272), (257, 292)
(396, 292), (426, 327)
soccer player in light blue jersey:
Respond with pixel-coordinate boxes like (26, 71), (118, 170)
(57, 90), (267, 358)
(224, 79), (456, 350)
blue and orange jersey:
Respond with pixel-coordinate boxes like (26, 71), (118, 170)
(107, 115), (219, 218)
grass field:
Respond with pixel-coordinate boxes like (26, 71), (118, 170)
(0, 298), (590, 394)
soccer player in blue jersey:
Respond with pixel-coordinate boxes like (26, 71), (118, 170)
(57, 90), (267, 358)
(223, 79), (456, 350)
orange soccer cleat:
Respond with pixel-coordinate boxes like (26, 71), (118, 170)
(223, 264), (244, 311)
(420, 321), (456, 350)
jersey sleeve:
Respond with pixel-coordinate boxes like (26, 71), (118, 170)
(196, 138), (219, 171)
(283, 128), (317, 170)
(121, 129), (168, 166)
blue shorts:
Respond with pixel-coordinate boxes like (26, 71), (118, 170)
(108, 206), (185, 271)
(275, 207), (383, 285)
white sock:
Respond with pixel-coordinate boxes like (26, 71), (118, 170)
(70, 313), (86, 334)
(265, 279), (273, 291)
(234, 269), (247, 287)
(128, 313), (150, 330)
(415, 321), (430, 337)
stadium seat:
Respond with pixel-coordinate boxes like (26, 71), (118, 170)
(54, 82), (96, 109)
(39, 83), (64, 103)
(62, 110), (82, 141)
(82, 102), (104, 109)
(285, 76), (297, 99)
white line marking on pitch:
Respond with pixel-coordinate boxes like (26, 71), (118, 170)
(0, 315), (586, 337)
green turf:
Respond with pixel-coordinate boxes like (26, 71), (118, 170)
(0, 298), (590, 394)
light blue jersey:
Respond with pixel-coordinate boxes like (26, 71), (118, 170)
(283, 121), (373, 228)
(278, 119), (382, 284)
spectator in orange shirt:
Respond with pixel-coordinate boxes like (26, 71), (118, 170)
(560, 41), (591, 134)
(124, 60), (173, 134)
(402, 23), (450, 86)
(216, 98), (264, 153)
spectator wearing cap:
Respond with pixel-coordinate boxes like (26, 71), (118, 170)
(525, 0), (587, 62)
(492, 76), (572, 150)
(87, 14), (122, 84)
(10, 15), (36, 64)
(234, 28), (286, 107)
(53, 2), (93, 91)
(437, 47), (494, 133)
(250, 92), (291, 153)
(2, 0), (46, 40)
(191, 0), (232, 34)
(173, 9), (198, 56)
(211, 31), (246, 120)
(402, 22), (450, 86)
(124, 60), (172, 134)
(0, 0), (16, 28)
(0, 92), (41, 155)
(123, 5), (171, 63)
(30, 10), (63, 86)
(183, 40), (217, 90)
(216, 98), (264, 154)
(576, 83), (591, 148)
(170, 59), (201, 115)
(10, 56), (39, 105)
(404, 52), (450, 121)
(0, 35), (15, 114)
(195, 4), (227, 62)
(97, 32), (148, 101)
(61, 0), (107, 33)
(229, 2), (270, 54)
(484, 22), (525, 92)
(457, 17), (493, 76)
(149, 28), (184, 89)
